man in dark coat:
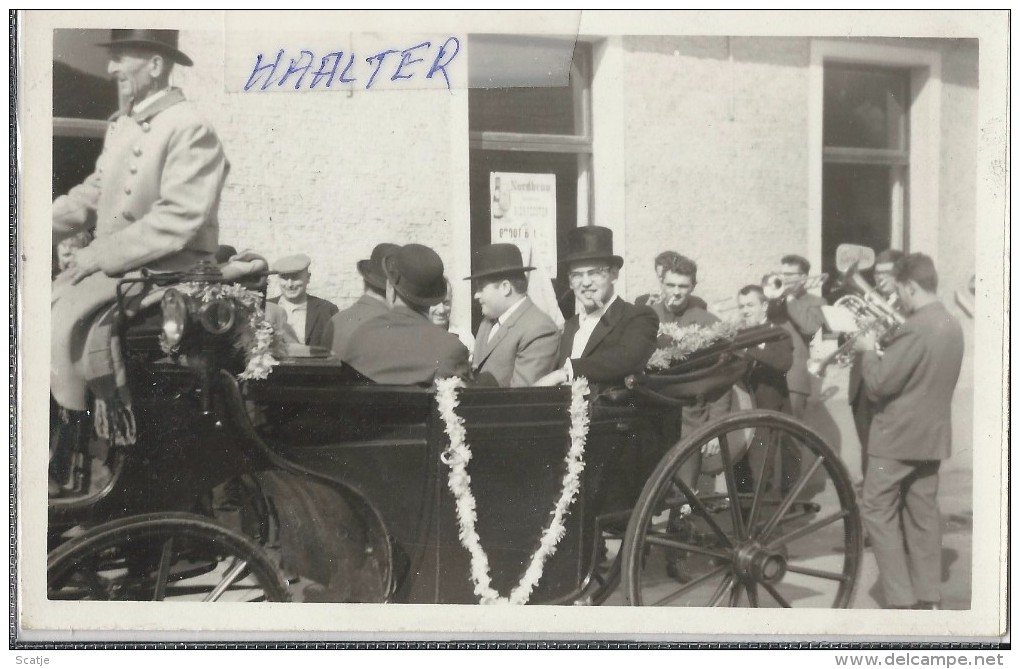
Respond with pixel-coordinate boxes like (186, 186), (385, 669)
(856, 254), (964, 610)
(268, 254), (339, 350)
(344, 244), (470, 385)
(331, 243), (400, 359)
(770, 254), (827, 420)
(535, 226), (658, 387)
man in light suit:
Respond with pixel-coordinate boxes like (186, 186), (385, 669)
(855, 254), (964, 610)
(344, 244), (470, 385)
(771, 254), (827, 420)
(50, 30), (228, 490)
(535, 226), (658, 387)
(330, 243), (400, 359)
(466, 244), (559, 387)
(268, 254), (339, 350)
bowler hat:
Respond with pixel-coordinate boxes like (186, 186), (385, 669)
(97, 29), (193, 67)
(273, 253), (311, 274)
(357, 243), (401, 291)
(384, 244), (447, 308)
(463, 243), (535, 280)
(560, 226), (623, 268)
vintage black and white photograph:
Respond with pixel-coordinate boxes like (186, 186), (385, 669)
(15, 10), (1008, 641)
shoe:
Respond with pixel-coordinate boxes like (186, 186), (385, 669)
(665, 559), (693, 584)
(913, 600), (941, 610)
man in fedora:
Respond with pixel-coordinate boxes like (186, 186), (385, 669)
(267, 254), (338, 350)
(535, 226), (658, 387)
(50, 29), (228, 482)
(344, 244), (470, 385)
(466, 243), (559, 387)
(330, 243), (401, 359)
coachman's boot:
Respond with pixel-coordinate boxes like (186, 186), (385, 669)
(49, 409), (92, 497)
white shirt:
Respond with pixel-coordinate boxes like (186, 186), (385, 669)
(278, 296), (308, 342)
(570, 293), (618, 359)
(130, 88), (171, 117)
(488, 296), (528, 342)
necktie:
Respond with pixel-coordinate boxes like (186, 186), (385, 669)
(487, 321), (500, 343)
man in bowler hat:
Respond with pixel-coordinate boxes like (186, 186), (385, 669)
(466, 243), (559, 387)
(50, 30), (228, 483)
(344, 244), (471, 385)
(268, 254), (339, 350)
(330, 243), (401, 359)
(535, 226), (658, 386)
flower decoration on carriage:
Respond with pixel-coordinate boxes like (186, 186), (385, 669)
(159, 281), (287, 381)
(645, 320), (741, 371)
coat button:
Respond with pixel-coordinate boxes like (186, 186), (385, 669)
(132, 146), (142, 156)
(124, 186), (132, 195)
(129, 165), (138, 174)
(141, 122), (151, 132)
(122, 211), (135, 222)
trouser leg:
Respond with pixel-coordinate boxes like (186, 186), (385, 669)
(862, 456), (916, 607)
(902, 461), (943, 604)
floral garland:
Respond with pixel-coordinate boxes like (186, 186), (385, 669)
(435, 376), (591, 605)
(645, 320), (741, 371)
(161, 282), (286, 381)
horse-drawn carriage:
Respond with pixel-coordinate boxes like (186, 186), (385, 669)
(47, 263), (863, 607)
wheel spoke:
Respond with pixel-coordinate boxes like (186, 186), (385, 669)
(651, 564), (729, 607)
(669, 476), (734, 548)
(203, 559), (248, 602)
(746, 428), (777, 534)
(717, 432), (747, 541)
(152, 538), (174, 601)
(644, 533), (730, 560)
(745, 581), (759, 607)
(758, 455), (824, 542)
(728, 578), (743, 606)
(707, 573), (735, 607)
(766, 510), (848, 551)
(761, 581), (792, 608)
(784, 564), (850, 582)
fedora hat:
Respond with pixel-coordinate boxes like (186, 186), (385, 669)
(97, 29), (194, 67)
(383, 244), (447, 308)
(463, 243), (535, 281)
(560, 226), (623, 268)
(357, 243), (401, 291)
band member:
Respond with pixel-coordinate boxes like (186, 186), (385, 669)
(770, 254), (826, 420)
(331, 243), (400, 359)
(268, 254), (339, 349)
(50, 30), (229, 491)
(855, 254), (964, 609)
(635, 250), (708, 310)
(466, 244), (559, 387)
(344, 244), (471, 385)
(535, 226), (658, 387)
(848, 249), (904, 481)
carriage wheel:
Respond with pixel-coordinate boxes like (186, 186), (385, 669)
(47, 512), (290, 602)
(621, 410), (862, 608)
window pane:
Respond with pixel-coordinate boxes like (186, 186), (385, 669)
(469, 86), (577, 135)
(822, 163), (901, 278)
(824, 65), (908, 150)
(53, 136), (103, 199)
(54, 29), (119, 120)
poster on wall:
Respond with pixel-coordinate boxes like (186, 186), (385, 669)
(489, 172), (558, 278)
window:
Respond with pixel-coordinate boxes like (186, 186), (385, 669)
(468, 35), (592, 323)
(822, 63), (910, 282)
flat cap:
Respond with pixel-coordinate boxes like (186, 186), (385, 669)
(273, 253), (311, 274)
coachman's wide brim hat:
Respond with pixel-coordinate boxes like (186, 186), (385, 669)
(357, 243), (402, 291)
(463, 243), (535, 280)
(384, 244), (447, 308)
(560, 226), (624, 268)
(97, 29), (194, 67)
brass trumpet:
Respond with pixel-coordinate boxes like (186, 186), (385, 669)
(761, 272), (829, 300)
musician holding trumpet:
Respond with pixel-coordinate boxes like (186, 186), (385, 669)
(852, 253), (964, 610)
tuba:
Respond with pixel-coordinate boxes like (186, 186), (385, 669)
(807, 245), (905, 378)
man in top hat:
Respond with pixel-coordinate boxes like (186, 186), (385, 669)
(50, 29), (228, 483)
(466, 243), (559, 387)
(330, 243), (400, 359)
(344, 244), (471, 385)
(268, 254), (339, 350)
(535, 226), (658, 387)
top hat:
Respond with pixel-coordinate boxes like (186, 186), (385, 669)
(97, 29), (194, 67)
(383, 244), (447, 308)
(560, 226), (623, 268)
(273, 253), (311, 274)
(357, 243), (402, 291)
(463, 243), (535, 281)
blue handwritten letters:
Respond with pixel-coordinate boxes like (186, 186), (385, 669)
(245, 37), (461, 92)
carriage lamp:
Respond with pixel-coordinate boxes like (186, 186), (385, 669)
(198, 299), (237, 335)
(161, 288), (189, 349)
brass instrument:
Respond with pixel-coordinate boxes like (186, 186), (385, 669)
(762, 272), (829, 300)
(807, 265), (905, 378)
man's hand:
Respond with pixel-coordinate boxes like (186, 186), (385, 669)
(54, 262), (98, 287)
(534, 369), (569, 387)
(853, 330), (877, 353)
(701, 437), (721, 457)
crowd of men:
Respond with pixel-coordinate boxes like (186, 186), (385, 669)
(48, 29), (966, 610)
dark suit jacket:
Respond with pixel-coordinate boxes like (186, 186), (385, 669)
(344, 305), (471, 385)
(330, 294), (389, 359)
(744, 321), (794, 411)
(556, 297), (659, 384)
(650, 300), (719, 329)
(268, 294), (339, 349)
(769, 294), (825, 396)
(472, 297), (559, 387)
(861, 301), (964, 461)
